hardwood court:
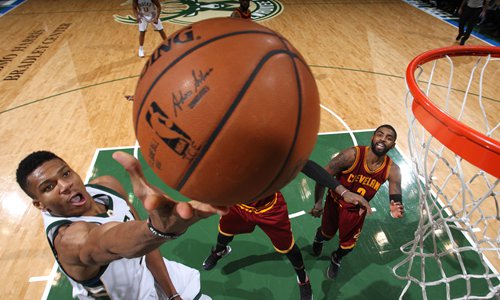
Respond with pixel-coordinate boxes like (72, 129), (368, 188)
(0, 1), (498, 299)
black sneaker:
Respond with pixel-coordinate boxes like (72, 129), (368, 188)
(312, 239), (323, 257)
(202, 246), (231, 270)
(455, 33), (463, 41)
(298, 277), (313, 300)
(459, 37), (466, 45)
(326, 255), (341, 279)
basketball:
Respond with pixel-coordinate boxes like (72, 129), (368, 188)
(133, 17), (320, 206)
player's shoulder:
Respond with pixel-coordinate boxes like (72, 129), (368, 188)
(327, 146), (357, 171)
(337, 146), (358, 160)
(387, 156), (400, 169)
(388, 159), (402, 178)
(54, 221), (95, 251)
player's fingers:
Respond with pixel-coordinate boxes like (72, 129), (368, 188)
(211, 205), (230, 216)
(113, 151), (152, 199)
(175, 202), (194, 219)
(143, 194), (166, 211)
(188, 200), (228, 218)
(309, 208), (322, 218)
(360, 200), (372, 216)
(112, 151), (140, 173)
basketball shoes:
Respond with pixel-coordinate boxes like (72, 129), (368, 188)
(138, 47), (145, 58)
(202, 246), (231, 270)
(298, 276), (313, 300)
(326, 253), (341, 279)
(312, 239), (323, 257)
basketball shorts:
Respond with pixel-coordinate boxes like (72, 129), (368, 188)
(138, 18), (163, 32)
(218, 192), (294, 253)
(321, 196), (367, 249)
(156, 258), (210, 299)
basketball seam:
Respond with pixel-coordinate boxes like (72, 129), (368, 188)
(250, 52), (305, 201)
(177, 49), (305, 202)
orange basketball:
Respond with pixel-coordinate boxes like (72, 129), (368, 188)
(133, 17), (320, 206)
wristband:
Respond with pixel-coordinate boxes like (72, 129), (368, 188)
(168, 293), (180, 300)
(390, 194), (403, 203)
(147, 217), (185, 239)
(340, 189), (348, 198)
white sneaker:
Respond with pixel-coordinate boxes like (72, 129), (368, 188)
(138, 47), (144, 58)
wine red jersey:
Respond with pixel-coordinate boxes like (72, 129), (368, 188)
(327, 146), (392, 209)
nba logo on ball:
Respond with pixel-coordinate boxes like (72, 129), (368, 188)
(134, 17), (320, 206)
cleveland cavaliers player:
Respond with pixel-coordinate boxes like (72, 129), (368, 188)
(231, 0), (252, 19)
(310, 124), (404, 279)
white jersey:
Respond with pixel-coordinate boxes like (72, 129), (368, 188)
(42, 184), (204, 300)
(138, 0), (158, 22)
(466, 0), (485, 8)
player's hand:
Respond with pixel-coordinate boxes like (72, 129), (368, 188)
(112, 151), (228, 235)
(343, 191), (372, 216)
(309, 206), (323, 218)
(390, 200), (404, 218)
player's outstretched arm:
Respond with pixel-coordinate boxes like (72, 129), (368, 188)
(58, 152), (228, 270)
(388, 162), (404, 218)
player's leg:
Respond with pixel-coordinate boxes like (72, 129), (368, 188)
(138, 19), (147, 57)
(285, 244), (313, 300)
(258, 193), (313, 300)
(158, 29), (167, 40)
(461, 7), (482, 45)
(312, 198), (339, 257)
(202, 207), (254, 270)
(327, 209), (366, 279)
(152, 20), (167, 40)
(457, 9), (467, 40)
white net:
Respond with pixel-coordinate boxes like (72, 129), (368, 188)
(394, 47), (500, 300)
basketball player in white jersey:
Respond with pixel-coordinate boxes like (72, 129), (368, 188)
(133, 0), (167, 57)
(16, 150), (228, 299)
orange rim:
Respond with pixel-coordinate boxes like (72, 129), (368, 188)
(406, 46), (500, 178)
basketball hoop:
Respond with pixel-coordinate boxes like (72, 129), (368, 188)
(395, 46), (500, 299)
(406, 46), (500, 178)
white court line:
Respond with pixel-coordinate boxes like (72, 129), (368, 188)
(289, 210), (306, 219)
(40, 263), (58, 300)
(320, 103), (358, 146)
(289, 207), (377, 220)
(85, 149), (100, 184)
(133, 140), (139, 158)
(29, 276), (51, 283)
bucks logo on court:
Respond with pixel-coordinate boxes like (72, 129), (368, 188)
(114, 0), (282, 25)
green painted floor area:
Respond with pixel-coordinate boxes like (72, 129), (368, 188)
(46, 131), (497, 299)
